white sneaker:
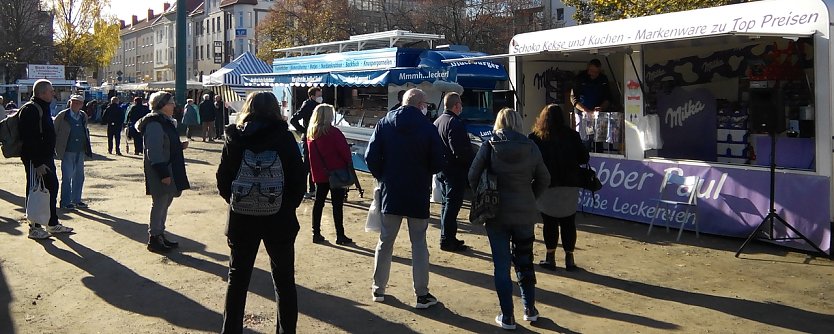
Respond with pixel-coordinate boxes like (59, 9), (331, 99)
(372, 292), (384, 302)
(28, 227), (50, 240)
(46, 224), (73, 234)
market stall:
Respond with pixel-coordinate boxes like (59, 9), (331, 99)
(203, 51), (272, 112)
(453, 0), (832, 253)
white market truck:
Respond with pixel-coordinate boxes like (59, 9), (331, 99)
(451, 0), (833, 254)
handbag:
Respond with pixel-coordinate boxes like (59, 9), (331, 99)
(312, 138), (356, 189)
(469, 143), (500, 225)
(365, 183), (383, 232)
(577, 164), (603, 191)
(26, 164), (51, 226)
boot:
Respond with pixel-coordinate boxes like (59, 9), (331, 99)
(539, 251), (556, 270)
(336, 235), (354, 245)
(565, 252), (578, 271)
(147, 235), (172, 253)
(161, 233), (179, 248)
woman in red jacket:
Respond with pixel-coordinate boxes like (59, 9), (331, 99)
(307, 104), (354, 245)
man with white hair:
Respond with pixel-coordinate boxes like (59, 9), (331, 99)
(199, 93), (217, 142)
(365, 88), (446, 309)
(19, 79), (74, 239)
(54, 94), (93, 210)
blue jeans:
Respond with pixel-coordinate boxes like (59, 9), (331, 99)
(438, 171), (465, 244)
(485, 223), (536, 316)
(60, 151), (85, 206)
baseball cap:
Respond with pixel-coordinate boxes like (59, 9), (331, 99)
(69, 94), (84, 102)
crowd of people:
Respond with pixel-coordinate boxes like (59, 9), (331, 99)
(12, 78), (591, 333)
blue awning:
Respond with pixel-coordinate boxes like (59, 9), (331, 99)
(204, 52), (272, 87)
(418, 50), (508, 90)
(243, 67), (456, 87)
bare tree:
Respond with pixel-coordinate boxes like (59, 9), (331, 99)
(0, 0), (54, 83)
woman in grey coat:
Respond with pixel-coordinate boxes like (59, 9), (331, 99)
(469, 107), (550, 330)
(136, 91), (191, 253)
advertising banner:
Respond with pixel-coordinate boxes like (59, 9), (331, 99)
(27, 64), (65, 79)
(580, 156), (830, 252)
(656, 87), (717, 161)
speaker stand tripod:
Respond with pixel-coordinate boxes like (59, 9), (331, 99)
(735, 132), (828, 258)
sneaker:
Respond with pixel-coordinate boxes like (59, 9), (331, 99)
(495, 314), (517, 330)
(61, 203), (76, 210)
(523, 307), (539, 322)
(372, 292), (385, 302)
(303, 192), (315, 199)
(46, 224), (74, 234)
(74, 202), (88, 209)
(336, 236), (354, 245)
(415, 293), (438, 309)
(440, 242), (469, 252)
(28, 227), (50, 240)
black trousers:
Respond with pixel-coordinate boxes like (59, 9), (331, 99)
(215, 111), (224, 138)
(312, 183), (346, 236)
(299, 135), (315, 193)
(23, 159), (59, 226)
(107, 124), (122, 153)
(222, 216), (299, 334)
(132, 132), (144, 154)
(541, 213), (577, 252)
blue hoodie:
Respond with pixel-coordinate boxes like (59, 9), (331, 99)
(365, 105), (446, 219)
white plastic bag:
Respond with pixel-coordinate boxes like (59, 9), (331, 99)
(26, 167), (50, 226)
(431, 174), (443, 203)
(365, 184), (382, 232)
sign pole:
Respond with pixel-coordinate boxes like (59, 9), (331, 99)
(175, 0), (187, 106)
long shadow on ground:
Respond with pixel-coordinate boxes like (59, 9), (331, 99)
(0, 263), (15, 334)
(40, 237), (222, 331)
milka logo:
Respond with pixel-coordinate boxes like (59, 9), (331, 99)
(665, 100), (705, 128)
(645, 68), (666, 82)
(701, 59), (724, 72)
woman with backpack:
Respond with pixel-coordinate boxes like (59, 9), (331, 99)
(469, 108), (550, 330)
(529, 104), (589, 271)
(216, 91), (305, 334)
(306, 104), (354, 245)
(135, 91), (190, 253)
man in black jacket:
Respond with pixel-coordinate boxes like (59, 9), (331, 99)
(199, 94), (216, 142)
(214, 95), (225, 140)
(19, 79), (74, 239)
(289, 86), (322, 198)
(102, 96), (124, 155)
(433, 92), (473, 252)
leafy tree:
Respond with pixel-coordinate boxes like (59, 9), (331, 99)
(49, 0), (120, 79)
(256, 0), (350, 62)
(563, 0), (756, 24)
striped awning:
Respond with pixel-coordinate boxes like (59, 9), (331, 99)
(204, 51), (272, 87)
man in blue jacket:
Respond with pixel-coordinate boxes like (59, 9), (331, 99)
(365, 88), (446, 309)
(433, 92), (474, 252)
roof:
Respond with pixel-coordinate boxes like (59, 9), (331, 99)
(274, 30), (445, 56)
(220, 0), (258, 8)
(190, 2), (205, 16)
(121, 17), (156, 35)
(204, 51), (272, 86)
(164, 0), (203, 16)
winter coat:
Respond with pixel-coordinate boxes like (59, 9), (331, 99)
(136, 112), (190, 196)
(54, 109), (93, 160)
(182, 104), (201, 126)
(18, 97), (55, 167)
(199, 100), (216, 123)
(216, 119), (305, 234)
(126, 104), (151, 139)
(365, 105), (446, 219)
(307, 127), (351, 184)
(102, 103), (125, 126)
(468, 129), (550, 226)
(433, 110), (474, 178)
(529, 129), (589, 188)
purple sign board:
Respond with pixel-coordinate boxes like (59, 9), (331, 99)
(581, 156), (831, 253)
(657, 87), (717, 162)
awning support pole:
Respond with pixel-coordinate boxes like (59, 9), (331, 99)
(626, 51), (648, 112)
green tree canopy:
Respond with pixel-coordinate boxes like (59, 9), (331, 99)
(256, 0), (350, 62)
(49, 0), (120, 78)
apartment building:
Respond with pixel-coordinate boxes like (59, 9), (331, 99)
(153, 0), (203, 82)
(105, 10), (157, 84)
(191, 0), (275, 81)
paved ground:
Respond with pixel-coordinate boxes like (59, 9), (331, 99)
(1, 123), (833, 333)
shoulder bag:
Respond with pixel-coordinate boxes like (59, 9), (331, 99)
(313, 138), (356, 189)
(469, 143), (499, 225)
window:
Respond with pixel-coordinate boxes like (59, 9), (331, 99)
(556, 8), (564, 21)
(238, 12), (243, 28)
(247, 12), (252, 28)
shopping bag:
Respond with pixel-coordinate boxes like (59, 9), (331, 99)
(365, 184), (382, 232)
(26, 171), (51, 226)
(431, 174), (443, 203)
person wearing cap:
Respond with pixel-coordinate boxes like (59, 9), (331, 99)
(54, 94), (93, 210)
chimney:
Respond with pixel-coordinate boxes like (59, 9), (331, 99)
(131, 15), (138, 25)
(119, 20), (125, 29)
(164, 3), (171, 12)
(147, 9), (154, 20)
